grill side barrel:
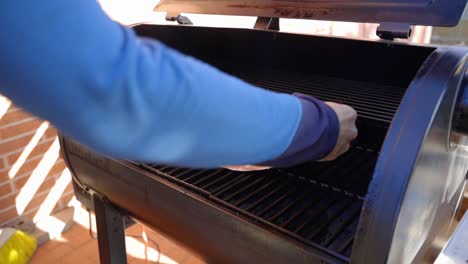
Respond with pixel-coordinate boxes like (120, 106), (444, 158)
(58, 25), (466, 264)
(60, 138), (344, 263)
(352, 48), (468, 264)
(453, 69), (468, 136)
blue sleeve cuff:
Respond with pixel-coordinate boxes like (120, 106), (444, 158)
(259, 93), (340, 167)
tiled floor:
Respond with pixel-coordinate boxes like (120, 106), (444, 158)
(29, 205), (205, 264)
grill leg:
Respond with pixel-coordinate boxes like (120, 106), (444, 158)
(93, 194), (127, 264)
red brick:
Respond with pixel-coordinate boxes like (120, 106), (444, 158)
(0, 170), (10, 182)
(62, 182), (74, 195)
(49, 160), (67, 176)
(6, 157), (62, 181)
(0, 196), (52, 225)
(0, 207), (18, 224)
(7, 138), (56, 165)
(5, 104), (21, 113)
(42, 127), (58, 141)
(0, 194), (16, 211)
(0, 182), (12, 197)
(58, 192), (75, 209)
(22, 192), (50, 214)
(13, 174), (57, 195)
(0, 119), (43, 141)
(0, 178), (9, 187)
(50, 195), (69, 214)
(2, 156), (42, 179)
(0, 133), (35, 156)
(0, 110), (35, 127)
(23, 208), (40, 223)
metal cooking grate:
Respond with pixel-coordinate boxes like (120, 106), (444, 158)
(140, 146), (378, 261)
(284, 148), (378, 199)
(139, 70), (402, 260)
(228, 68), (406, 123)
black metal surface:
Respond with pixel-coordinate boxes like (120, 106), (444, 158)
(58, 25), (468, 264)
(134, 25), (434, 88)
(140, 118), (385, 260)
(254, 17), (280, 30)
(230, 69), (405, 123)
(376, 23), (412, 40)
(93, 193), (127, 264)
(454, 69), (468, 136)
(352, 47), (468, 264)
(61, 138), (345, 264)
(142, 163), (365, 260)
(127, 28), (405, 261)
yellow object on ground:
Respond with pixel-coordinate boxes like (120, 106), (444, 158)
(0, 228), (37, 264)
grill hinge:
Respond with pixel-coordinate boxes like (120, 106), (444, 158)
(165, 13), (193, 25)
(377, 22), (412, 40)
(254, 17), (280, 31)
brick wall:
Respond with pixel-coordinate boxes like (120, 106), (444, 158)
(0, 94), (74, 226)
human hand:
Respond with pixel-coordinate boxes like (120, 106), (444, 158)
(223, 165), (271, 171)
(320, 102), (358, 161)
(224, 102), (357, 171)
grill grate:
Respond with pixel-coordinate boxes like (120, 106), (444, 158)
(139, 70), (404, 260)
(227, 68), (406, 123)
(141, 146), (379, 261)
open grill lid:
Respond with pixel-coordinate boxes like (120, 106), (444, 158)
(155, 0), (467, 27)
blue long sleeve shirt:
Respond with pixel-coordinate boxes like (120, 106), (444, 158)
(0, 0), (339, 168)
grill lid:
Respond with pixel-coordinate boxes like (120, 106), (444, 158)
(155, 0), (467, 27)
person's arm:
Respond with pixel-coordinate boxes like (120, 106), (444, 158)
(0, 0), (347, 168)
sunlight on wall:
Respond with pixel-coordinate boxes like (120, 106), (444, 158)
(33, 169), (71, 222)
(15, 138), (60, 214)
(71, 203), (95, 230)
(70, 204), (181, 264)
(8, 121), (49, 178)
(0, 97), (11, 119)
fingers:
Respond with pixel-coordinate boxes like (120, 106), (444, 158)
(226, 102), (358, 169)
(224, 165), (271, 171)
(348, 126), (358, 141)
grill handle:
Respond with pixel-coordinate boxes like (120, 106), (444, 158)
(453, 70), (468, 136)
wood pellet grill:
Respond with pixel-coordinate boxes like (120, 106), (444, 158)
(59, 1), (468, 263)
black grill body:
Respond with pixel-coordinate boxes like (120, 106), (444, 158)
(60, 25), (468, 264)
